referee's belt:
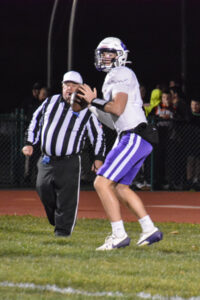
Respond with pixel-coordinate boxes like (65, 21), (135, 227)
(41, 154), (78, 164)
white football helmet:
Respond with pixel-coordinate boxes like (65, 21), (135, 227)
(94, 37), (130, 72)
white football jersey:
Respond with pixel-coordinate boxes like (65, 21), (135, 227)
(102, 66), (147, 134)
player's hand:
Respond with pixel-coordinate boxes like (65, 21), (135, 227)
(91, 160), (103, 173)
(22, 145), (33, 156)
(78, 84), (97, 104)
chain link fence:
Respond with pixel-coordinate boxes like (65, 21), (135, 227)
(0, 110), (199, 191)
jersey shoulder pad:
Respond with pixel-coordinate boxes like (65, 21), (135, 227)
(108, 66), (133, 83)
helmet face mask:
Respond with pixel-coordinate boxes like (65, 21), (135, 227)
(94, 37), (129, 72)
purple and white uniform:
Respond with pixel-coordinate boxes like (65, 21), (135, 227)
(91, 66), (152, 185)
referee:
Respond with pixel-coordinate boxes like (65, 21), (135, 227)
(22, 71), (106, 237)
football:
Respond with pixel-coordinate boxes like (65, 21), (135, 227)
(70, 89), (88, 112)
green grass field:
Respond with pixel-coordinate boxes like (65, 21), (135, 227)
(0, 215), (200, 300)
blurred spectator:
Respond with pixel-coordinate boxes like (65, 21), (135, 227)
(190, 98), (200, 117)
(169, 86), (189, 121)
(167, 87), (190, 190)
(143, 88), (162, 117)
(38, 86), (51, 102)
(155, 89), (174, 120)
(186, 98), (200, 190)
(22, 82), (42, 122)
(32, 82), (41, 99)
(169, 79), (180, 89)
(153, 90), (174, 189)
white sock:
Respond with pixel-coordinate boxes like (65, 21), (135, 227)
(138, 215), (155, 233)
(111, 220), (126, 238)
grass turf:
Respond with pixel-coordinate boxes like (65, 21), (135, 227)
(0, 215), (200, 299)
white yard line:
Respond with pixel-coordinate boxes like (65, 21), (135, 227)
(0, 281), (123, 297)
(137, 292), (200, 300)
(1, 282), (200, 299)
(146, 205), (200, 209)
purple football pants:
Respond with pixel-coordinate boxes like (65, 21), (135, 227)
(97, 133), (153, 185)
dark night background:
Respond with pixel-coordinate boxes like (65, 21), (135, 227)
(1, 0), (200, 113)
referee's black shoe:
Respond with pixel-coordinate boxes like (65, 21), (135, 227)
(54, 230), (70, 237)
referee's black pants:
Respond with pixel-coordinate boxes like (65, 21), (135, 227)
(36, 155), (81, 236)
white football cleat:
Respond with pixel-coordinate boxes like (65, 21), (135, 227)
(96, 233), (131, 251)
(137, 227), (163, 246)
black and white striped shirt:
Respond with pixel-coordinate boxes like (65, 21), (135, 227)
(25, 94), (106, 160)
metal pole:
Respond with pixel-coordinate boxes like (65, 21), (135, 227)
(181, 0), (187, 95)
(68, 0), (78, 71)
(47, 0), (59, 89)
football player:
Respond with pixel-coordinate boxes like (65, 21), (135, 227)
(78, 37), (163, 250)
